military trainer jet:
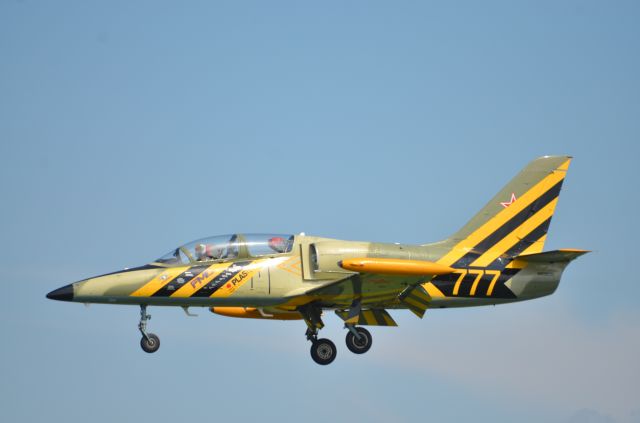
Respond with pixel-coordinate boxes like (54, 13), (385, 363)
(47, 156), (586, 365)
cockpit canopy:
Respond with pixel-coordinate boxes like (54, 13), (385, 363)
(155, 233), (295, 265)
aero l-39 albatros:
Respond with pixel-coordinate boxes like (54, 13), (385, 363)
(47, 156), (587, 365)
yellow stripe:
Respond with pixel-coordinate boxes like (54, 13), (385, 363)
(363, 311), (375, 325)
(404, 297), (426, 310)
(383, 313), (396, 326)
(422, 282), (445, 298)
(210, 259), (267, 298)
(411, 288), (430, 302)
(130, 266), (189, 297)
(407, 294), (429, 307)
(345, 316), (359, 325)
(437, 159), (570, 267)
(506, 235), (547, 269)
(170, 263), (231, 298)
(557, 159), (571, 172)
(470, 198), (559, 267)
(469, 271), (484, 296)
(359, 311), (371, 325)
(452, 271), (466, 296)
(519, 234), (547, 256)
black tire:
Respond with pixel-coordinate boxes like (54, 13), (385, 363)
(345, 327), (372, 354)
(310, 338), (337, 365)
(140, 333), (160, 353)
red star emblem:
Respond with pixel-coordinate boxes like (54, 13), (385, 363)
(500, 193), (517, 208)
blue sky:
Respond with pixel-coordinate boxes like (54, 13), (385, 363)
(1, 1), (639, 422)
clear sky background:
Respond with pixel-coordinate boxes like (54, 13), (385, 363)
(1, 1), (639, 422)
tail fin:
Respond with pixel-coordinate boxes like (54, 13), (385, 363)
(435, 156), (572, 269)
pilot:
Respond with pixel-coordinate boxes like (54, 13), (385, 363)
(226, 234), (239, 259)
(268, 236), (287, 253)
(195, 244), (209, 261)
(211, 246), (226, 260)
(195, 244), (226, 261)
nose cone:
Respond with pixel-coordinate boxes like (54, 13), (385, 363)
(46, 284), (74, 302)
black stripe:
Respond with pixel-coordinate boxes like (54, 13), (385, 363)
(491, 268), (518, 298)
(499, 218), (552, 264)
(489, 269), (519, 298)
(373, 310), (386, 325)
(489, 283), (517, 298)
(407, 293), (429, 307)
(500, 268), (520, 279)
(411, 286), (430, 301)
(152, 265), (209, 297)
(473, 273), (493, 296)
(431, 276), (457, 296)
(452, 180), (564, 268)
(456, 272), (477, 296)
(430, 272), (460, 283)
(407, 304), (424, 315)
(190, 260), (252, 298)
(408, 294), (429, 307)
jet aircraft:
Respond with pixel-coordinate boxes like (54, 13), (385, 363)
(47, 156), (587, 365)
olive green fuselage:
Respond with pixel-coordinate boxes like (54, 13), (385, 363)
(65, 234), (568, 313)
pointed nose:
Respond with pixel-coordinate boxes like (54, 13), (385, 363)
(46, 284), (74, 302)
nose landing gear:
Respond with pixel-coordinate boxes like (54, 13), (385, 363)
(310, 338), (337, 365)
(299, 303), (337, 365)
(305, 327), (337, 365)
(138, 305), (160, 353)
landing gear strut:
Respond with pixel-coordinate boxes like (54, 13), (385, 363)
(138, 305), (160, 353)
(298, 303), (376, 364)
(299, 303), (336, 365)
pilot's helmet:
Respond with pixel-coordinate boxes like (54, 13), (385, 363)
(268, 236), (286, 253)
(195, 243), (207, 259)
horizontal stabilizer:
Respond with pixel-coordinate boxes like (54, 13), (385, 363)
(516, 249), (589, 263)
(339, 257), (454, 276)
(335, 309), (398, 326)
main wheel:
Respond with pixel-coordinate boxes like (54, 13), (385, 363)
(140, 333), (160, 353)
(345, 327), (372, 354)
(310, 338), (337, 365)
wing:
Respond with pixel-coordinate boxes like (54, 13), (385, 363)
(300, 257), (457, 320)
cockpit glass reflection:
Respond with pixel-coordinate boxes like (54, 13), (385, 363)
(156, 233), (294, 264)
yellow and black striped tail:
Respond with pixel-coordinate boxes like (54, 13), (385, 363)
(435, 156), (572, 270)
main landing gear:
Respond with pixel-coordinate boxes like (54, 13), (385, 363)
(299, 304), (374, 365)
(138, 305), (160, 353)
(345, 326), (372, 354)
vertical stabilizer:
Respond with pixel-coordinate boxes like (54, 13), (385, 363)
(434, 156), (572, 269)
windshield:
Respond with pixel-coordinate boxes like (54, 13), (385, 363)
(156, 233), (295, 264)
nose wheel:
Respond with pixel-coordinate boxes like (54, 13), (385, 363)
(310, 338), (337, 365)
(138, 305), (160, 353)
(140, 333), (160, 353)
